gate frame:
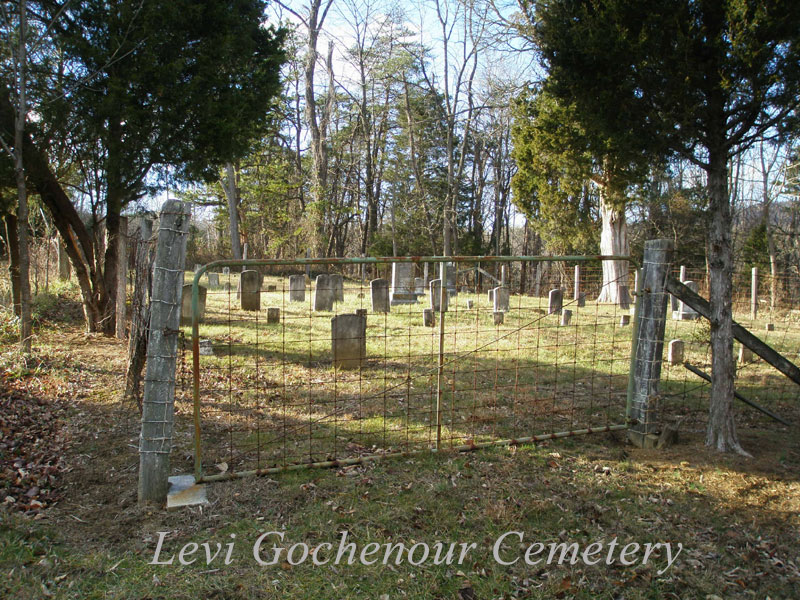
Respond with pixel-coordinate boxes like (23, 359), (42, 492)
(189, 253), (637, 482)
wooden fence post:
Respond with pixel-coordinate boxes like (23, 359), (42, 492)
(124, 217), (155, 409)
(116, 216), (128, 339)
(628, 239), (674, 448)
(138, 200), (191, 506)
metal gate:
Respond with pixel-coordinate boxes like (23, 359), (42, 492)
(178, 255), (637, 482)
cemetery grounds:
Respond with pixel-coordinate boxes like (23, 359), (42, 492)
(0, 271), (798, 599)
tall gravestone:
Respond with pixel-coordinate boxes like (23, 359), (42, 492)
(414, 277), (425, 296)
(429, 279), (448, 312)
(314, 274), (334, 312)
(241, 270), (261, 311)
(289, 274), (305, 302)
(207, 272), (219, 288)
(673, 281), (699, 320)
(493, 286), (510, 312)
(390, 263), (417, 305)
(330, 274), (344, 302)
(548, 288), (563, 315)
(371, 278), (390, 313)
(445, 262), (457, 296)
(180, 284), (206, 326)
(331, 314), (366, 369)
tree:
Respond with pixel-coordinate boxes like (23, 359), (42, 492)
(4, 0), (286, 334)
(511, 87), (652, 301)
(532, 0), (800, 453)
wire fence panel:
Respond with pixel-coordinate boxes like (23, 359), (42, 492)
(660, 264), (800, 433)
(175, 256), (636, 481)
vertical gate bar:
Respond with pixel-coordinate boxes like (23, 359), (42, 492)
(625, 265), (643, 422)
(191, 268), (204, 481)
(435, 261), (447, 449)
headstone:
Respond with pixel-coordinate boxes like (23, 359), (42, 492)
(289, 275), (305, 302)
(222, 267), (230, 276)
(738, 345), (754, 364)
(667, 339), (684, 365)
(493, 286), (510, 312)
(207, 273), (219, 288)
(671, 266), (686, 311)
(314, 274), (334, 312)
(390, 263), (417, 304)
(370, 278), (390, 313)
(267, 284), (277, 292)
(355, 308), (368, 318)
(423, 308), (435, 327)
(198, 339), (214, 356)
(267, 307), (280, 324)
(672, 281), (699, 320)
(181, 284), (207, 325)
(493, 311), (504, 325)
(445, 263), (457, 296)
(466, 300), (474, 310)
(429, 279), (448, 312)
(765, 323), (775, 332)
(414, 277), (425, 296)
(330, 274), (344, 302)
(240, 270), (260, 311)
(194, 264), (201, 273)
(619, 285), (631, 311)
(560, 309), (572, 327)
(548, 288), (563, 315)
(578, 292), (586, 308)
(619, 314), (631, 326)
(331, 314), (366, 369)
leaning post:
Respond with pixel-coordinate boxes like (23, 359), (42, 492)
(115, 216), (128, 339)
(138, 200), (191, 506)
(627, 239), (673, 448)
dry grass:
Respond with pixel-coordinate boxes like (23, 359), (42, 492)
(1, 278), (798, 599)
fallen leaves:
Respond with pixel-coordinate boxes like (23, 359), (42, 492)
(1, 379), (70, 514)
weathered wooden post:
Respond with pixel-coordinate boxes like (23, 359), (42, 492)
(138, 200), (190, 506)
(751, 267), (758, 320)
(628, 239), (673, 448)
(116, 216), (128, 339)
(574, 265), (580, 302)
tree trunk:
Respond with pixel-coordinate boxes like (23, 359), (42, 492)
(124, 218), (154, 412)
(223, 162), (242, 260)
(705, 148), (747, 455)
(57, 240), (71, 280)
(14, 0), (32, 353)
(596, 192), (630, 305)
(4, 213), (21, 316)
(520, 219), (530, 294)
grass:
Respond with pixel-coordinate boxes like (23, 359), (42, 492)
(0, 270), (798, 599)
(177, 270), (800, 478)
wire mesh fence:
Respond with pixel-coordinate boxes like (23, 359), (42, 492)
(174, 256), (637, 481)
(660, 265), (800, 432)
